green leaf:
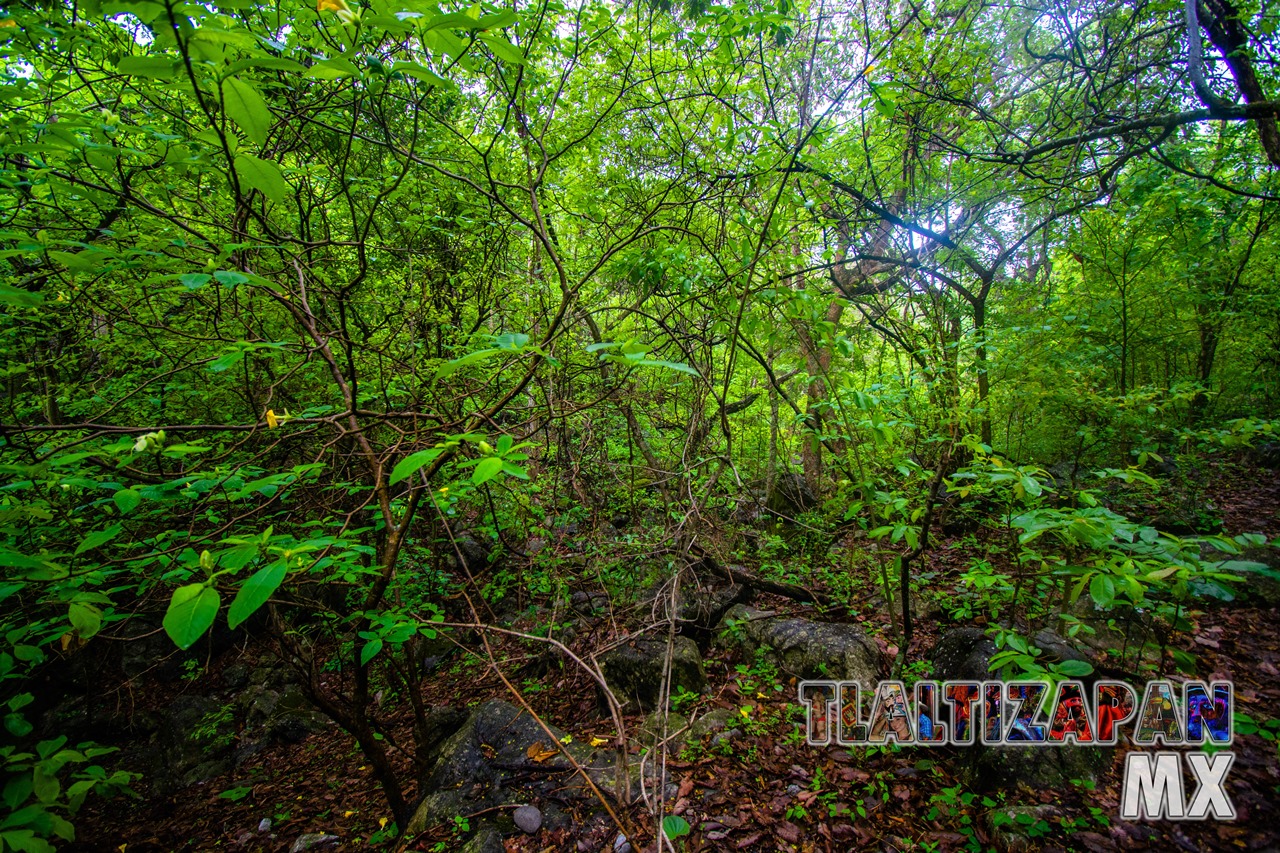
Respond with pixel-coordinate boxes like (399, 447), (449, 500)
(31, 769), (58, 805)
(360, 637), (383, 666)
(478, 33), (526, 64)
(234, 154), (289, 204)
(661, 815), (691, 840)
(213, 270), (248, 288)
(0, 283), (42, 308)
(2, 775), (32, 810)
(3, 714), (32, 738)
(393, 62), (448, 86)
(221, 77), (272, 146)
(1089, 573), (1115, 608)
(113, 488), (141, 515)
(116, 55), (178, 80)
(75, 524), (122, 556)
(471, 456), (504, 485)
(389, 448), (445, 486)
(638, 359), (700, 377)
(163, 584), (220, 650)
(307, 57), (361, 79)
(226, 560), (286, 629)
(0, 830), (56, 853)
(436, 348), (501, 378)
(68, 602), (102, 639)
(1052, 659), (1094, 677)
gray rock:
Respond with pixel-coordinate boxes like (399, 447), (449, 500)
(513, 804), (542, 834)
(932, 627), (997, 682)
(239, 684), (329, 744)
(716, 605), (882, 684)
(288, 833), (339, 853)
(767, 472), (816, 515)
(932, 627), (1110, 791)
(677, 584), (752, 631)
(223, 663), (252, 689)
(636, 711), (689, 751)
(687, 708), (734, 742)
(1253, 442), (1280, 469)
(985, 804), (1058, 853)
(600, 636), (708, 712)
(1031, 629), (1094, 669)
(460, 823), (504, 853)
(570, 590), (610, 615)
(406, 700), (593, 835)
(446, 535), (493, 573)
(143, 695), (235, 797)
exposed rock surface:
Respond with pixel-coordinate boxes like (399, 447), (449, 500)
(144, 695), (235, 797)
(931, 627), (1111, 791)
(288, 833), (339, 853)
(716, 605), (882, 684)
(767, 472), (816, 515)
(599, 636), (708, 712)
(406, 700), (596, 836)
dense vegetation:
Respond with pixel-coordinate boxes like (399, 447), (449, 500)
(1, 0), (1279, 849)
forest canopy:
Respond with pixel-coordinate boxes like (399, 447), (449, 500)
(1, 0), (1279, 849)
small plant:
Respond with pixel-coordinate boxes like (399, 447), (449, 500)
(661, 814), (691, 843)
(219, 785), (253, 802)
(670, 685), (700, 713)
(192, 705), (237, 750)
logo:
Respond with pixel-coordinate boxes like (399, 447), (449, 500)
(798, 679), (1235, 820)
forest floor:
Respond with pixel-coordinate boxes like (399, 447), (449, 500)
(74, 458), (1280, 853)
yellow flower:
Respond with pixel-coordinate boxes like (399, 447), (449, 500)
(266, 409), (279, 429)
(317, 0), (357, 24)
(378, 817), (388, 829)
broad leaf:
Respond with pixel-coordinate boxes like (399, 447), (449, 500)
(163, 584), (220, 650)
(227, 560), (286, 629)
(234, 154), (289, 204)
(221, 77), (272, 145)
(389, 448), (445, 486)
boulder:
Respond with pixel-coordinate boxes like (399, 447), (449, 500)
(288, 834), (339, 853)
(600, 637), (708, 712)
(460, 823), (504, 852)
(932, 627), (996, 681)
(446, 535), (493, 574)
(767, 472), (816, 516)
(405, 700), (594, 835)
(144, 695), (235, 797)
(240, 684), (330, 744)
(678, 584), (752, 632)
(687, 708), (741, 750)
(931, 628), (1111, 791)
(1252, 442), (1280, 469)
(636, 710), (689, 752)
(716, 605), (882, 684)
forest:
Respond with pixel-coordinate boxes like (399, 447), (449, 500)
(1, 0), (1280, 850)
